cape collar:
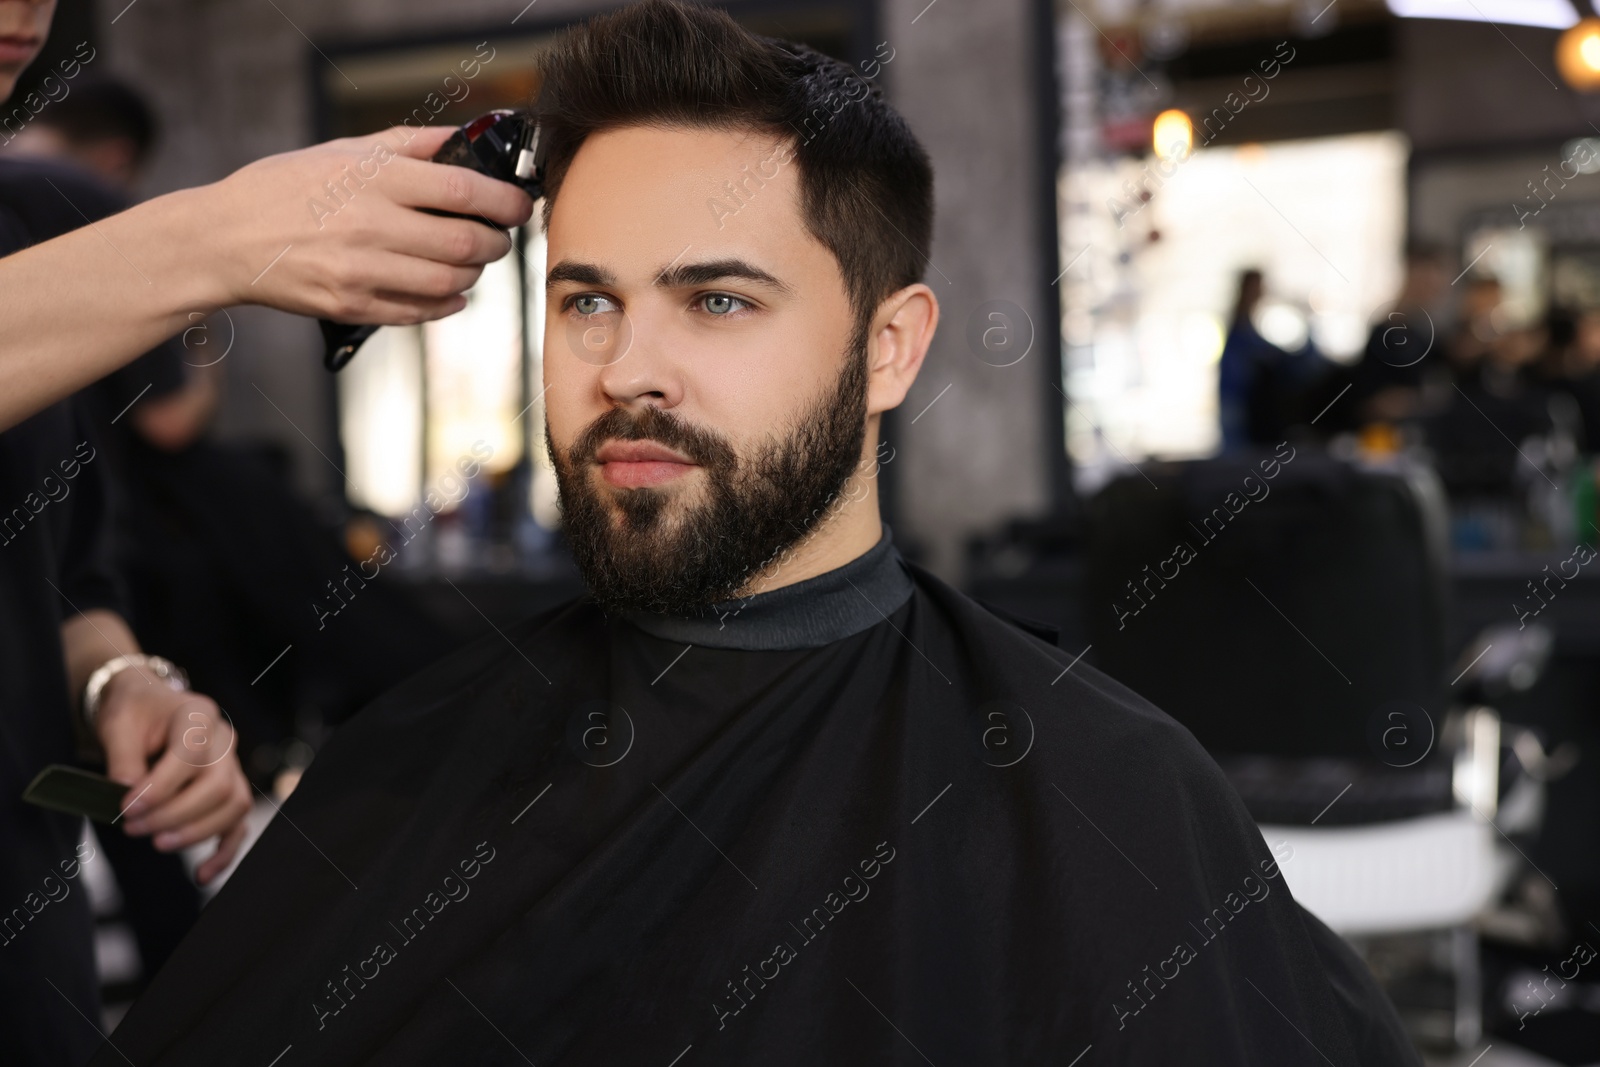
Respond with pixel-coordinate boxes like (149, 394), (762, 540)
(618, 524), (914, 651)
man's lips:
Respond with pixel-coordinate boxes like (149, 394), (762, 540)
(593, 439), (698, 489)
(0, 36), (40, 64)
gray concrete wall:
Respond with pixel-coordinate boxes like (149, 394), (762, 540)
(94, 0), (1057, 578)
(879, 0), (1055, 575)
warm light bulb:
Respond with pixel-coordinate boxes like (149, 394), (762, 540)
(1152, 109), (1193, 161)
(1582, 32), (1600, 69)
(1557, 18), (1600, 90)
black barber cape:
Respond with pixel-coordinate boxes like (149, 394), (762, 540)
(99, 531), (1418, 1065)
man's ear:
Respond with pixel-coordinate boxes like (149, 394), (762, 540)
(865, 283), (938, 416)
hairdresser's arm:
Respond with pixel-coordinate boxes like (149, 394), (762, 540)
(0, 125), (533, 430)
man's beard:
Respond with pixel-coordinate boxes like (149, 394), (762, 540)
(548, 334), (869, 615)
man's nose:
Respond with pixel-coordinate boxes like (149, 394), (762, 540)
(593, 309), (684, 411)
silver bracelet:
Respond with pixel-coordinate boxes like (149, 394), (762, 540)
(81, 654), (189, 730)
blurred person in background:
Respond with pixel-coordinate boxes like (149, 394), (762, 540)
(1349, 240), (1452, 427)
(1425, 276), (1557, 504)
(1217, 267), (1329, 449)
(1445, 274), (1506, 387)
(3, 72), (153, 188)
(1531, 306), (1600, 454)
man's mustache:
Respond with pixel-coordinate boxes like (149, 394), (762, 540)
(570, 406), (738, 472)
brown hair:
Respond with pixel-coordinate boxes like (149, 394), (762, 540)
(532, 0), (934, 329)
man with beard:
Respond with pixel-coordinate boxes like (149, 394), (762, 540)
(97, 2), (1420, 1064)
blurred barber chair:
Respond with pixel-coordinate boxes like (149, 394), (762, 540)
(1084, 451), (1555, 1049)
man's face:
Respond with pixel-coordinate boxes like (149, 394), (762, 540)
(0, 0), (55, 101)
(543, 124), (869, 613)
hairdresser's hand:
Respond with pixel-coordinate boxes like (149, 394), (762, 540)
(201, 125), (534, 324)
(0, 126), (535, 431)
(97, 672), (253, 886)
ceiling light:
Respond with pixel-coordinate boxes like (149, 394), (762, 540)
(1386, 0), (1578, 30)
(1558, 18), (1600, 89)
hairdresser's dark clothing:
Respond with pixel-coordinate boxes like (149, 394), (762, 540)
(102, 529), (1418, 1066)
(64, 253), (208, 991)
(0, 158), (134, 1067)
(80, 348), (188, 467)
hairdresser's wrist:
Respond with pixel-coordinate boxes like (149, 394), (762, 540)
(110, 182), (241, 320)
(161, 180), (258, 312)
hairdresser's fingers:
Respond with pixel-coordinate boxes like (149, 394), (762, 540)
(155, 776), (251, 853)
(123, 704), (239, 838)
(342, 126), (534, 227)
(325, 249), (487, 309)
(384, 154), (535, 230)
(131, 755), (240, 838)
(362, 203), (515, 268)
(107, 691), (226, 818)
(344, 291), (470, 327)
(384, 125), (459, 160)
(208, 127), (525, 317)
(262, 221), (495, 323)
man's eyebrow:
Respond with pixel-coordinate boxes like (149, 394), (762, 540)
(545, 258), (794, 296)
(545, 261), (616, 291)
(655, 258), (793, 295)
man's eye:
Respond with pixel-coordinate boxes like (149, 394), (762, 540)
(700, 293), (749, 316)
(571, 294), (619, 316)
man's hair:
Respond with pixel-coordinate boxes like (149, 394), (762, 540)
(35, 77), (158, 166)
(531, 0), (933, 328)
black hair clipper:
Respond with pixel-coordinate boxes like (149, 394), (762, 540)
(319, 109), (544, 371)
